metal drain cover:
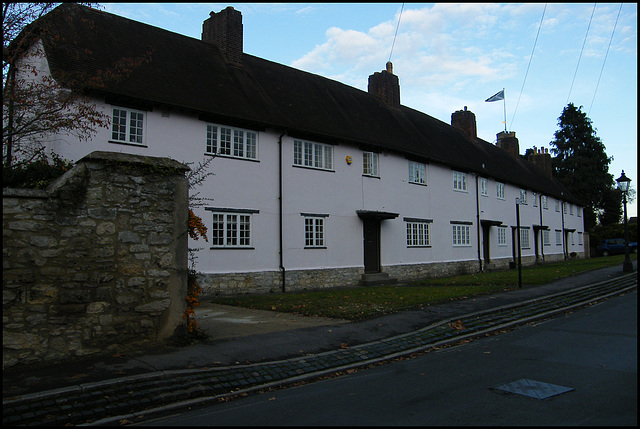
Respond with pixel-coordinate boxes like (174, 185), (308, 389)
(492, 379), (574, 399)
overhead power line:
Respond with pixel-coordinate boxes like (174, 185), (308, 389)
(566, 3), (597, 105)
(588, 3), (623, 116)
(388, 3), (404, 63)
(509, 3), (546, 131)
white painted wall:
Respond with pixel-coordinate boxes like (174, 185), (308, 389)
(29, 52), (585, 279)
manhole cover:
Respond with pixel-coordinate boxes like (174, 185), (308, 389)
(491, 378), (574, 399)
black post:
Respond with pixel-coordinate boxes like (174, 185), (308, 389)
(516, 199), (522, 288)
(617, 170), (633, 273)
(622, 191), (633, 273)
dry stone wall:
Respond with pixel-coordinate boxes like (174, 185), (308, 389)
(3, 151), (189, 368)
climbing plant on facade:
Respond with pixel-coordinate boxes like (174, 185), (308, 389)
(183, 157), (214, 334)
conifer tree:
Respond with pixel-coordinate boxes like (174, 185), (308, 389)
(549, 103), (614, 230)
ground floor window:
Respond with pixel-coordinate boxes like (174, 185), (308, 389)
(452, 224), (470, 246)
(406, 220), (430, 247)
(520, 227), (530, 249)
(498, 226), (507, 246)
(304, 215), (326, 248)
(206, 208), (258, 248)
(211, 213), (251, 247)
(543, 229), (551, 246)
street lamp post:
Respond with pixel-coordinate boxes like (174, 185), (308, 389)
(616, 170), (633, 273)
(515, 198), (522, 288)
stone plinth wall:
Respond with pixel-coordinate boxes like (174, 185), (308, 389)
(3, 151), (189, 368)
(199, 266), (364, 296)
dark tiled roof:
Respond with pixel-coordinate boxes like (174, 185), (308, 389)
(24, 4), (579, 204)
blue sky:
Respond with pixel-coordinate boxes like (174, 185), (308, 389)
(101, 3), (637, 218)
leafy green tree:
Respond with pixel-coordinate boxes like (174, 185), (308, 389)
(598, 187), (623, 226)
(549, 103), (615, 230)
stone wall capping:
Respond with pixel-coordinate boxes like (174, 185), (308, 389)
(79, 151), (191, 173)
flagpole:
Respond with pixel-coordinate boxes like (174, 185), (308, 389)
(502, 88), (507, 132)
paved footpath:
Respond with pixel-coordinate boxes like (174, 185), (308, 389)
(3, 261), (637, 426)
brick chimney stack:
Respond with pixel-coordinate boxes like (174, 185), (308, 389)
(451, 106), (477, 139)
(528, 146), (553, 178)
(202, 6), (243, 66)
(368, 62), (400, 109)
(496, 131), (520, 158)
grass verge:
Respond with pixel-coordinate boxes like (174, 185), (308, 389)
(208, 254), (635, 321)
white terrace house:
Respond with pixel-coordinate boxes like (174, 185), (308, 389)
(10, 5), (585, 295)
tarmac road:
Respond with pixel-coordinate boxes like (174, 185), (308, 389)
(143, 290), (637, 426)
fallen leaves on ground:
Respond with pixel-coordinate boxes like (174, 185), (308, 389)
(450, 319), (466, 331)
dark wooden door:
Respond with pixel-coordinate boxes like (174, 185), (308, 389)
(482, 225), (491, 264)
(363, 219), (381, 273)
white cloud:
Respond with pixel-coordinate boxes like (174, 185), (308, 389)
(291, 3), (522, 91)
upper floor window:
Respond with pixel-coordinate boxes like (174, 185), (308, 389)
(541, 195), (548, 209)
(206, 124), (257, 160)
(453, 171), (467, 191)
(480, 178), (488, 196)
(533, 192), (538, 207)
(294, 140), (333, 170)
(363, 152), (379, 177)
(408, 161), (426, 184)
(555, 199), (560, 212)
(497, 182), (505, 199)
(577, 207), (581, 217)
(111, 107), (145, 145)
(519, 189), (527, 204)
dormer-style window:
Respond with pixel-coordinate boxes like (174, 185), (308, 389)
(206, 124), (257, 160)
(111, 107), (145, 145)
(363, 152), (379, 177)
(519, 189), (527, 204)
(480, 178), (488, 196)
(294, 140), (333, 171)
(408, 161), (426, 184)
(453, 171), (467, 191)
